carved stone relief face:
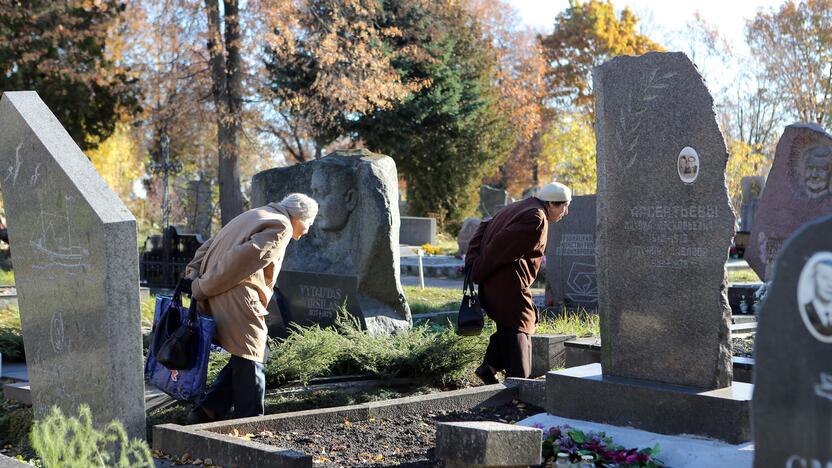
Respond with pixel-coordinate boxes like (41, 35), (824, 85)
(802, 145), (832, 198)
(310, 165), (357, 232)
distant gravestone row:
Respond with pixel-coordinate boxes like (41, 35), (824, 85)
(0, 92), (145, 438)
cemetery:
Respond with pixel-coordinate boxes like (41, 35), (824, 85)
(0, 1), (831, 467)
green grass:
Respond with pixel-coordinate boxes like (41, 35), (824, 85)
(728, 268), (761, 283)
(537, 310), (600, 338)
(0, 270), (13, 286)
(404, 286), (462, 315)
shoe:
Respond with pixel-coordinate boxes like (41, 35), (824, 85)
(475, 364), (499, 385)
(185, 406), (215, 425)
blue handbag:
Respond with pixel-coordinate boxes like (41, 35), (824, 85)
(145, 284), (216, 401)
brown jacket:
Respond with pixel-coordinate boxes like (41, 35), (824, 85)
(465, 197), (548, 334)
(184, 203), (293, 362)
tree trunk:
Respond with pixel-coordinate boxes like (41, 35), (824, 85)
(206, 0), (244, 226)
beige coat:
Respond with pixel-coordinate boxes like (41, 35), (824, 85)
(184, 203), (293, 362)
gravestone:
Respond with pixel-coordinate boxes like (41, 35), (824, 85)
(595, 52), (734, 389)
(399, 216), (437, 246)
(739, 176), (765, 232)
(0, 92), (145, 438)
(746, 124), (832, 280)
(251, 149), (411, 334)
(753, 214), (832, 466)
(457, 217), (481, 256)
(266, 270), (361, 337)
(545, 195), (597, 311)
(547, 53), (751, 444)
(183, 178), (212, 239)
(479, 185), (510, 218)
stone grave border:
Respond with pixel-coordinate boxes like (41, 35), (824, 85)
(153, 383), (519, 467)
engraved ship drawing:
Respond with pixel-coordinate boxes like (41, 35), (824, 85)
(29, 206), (89, 269)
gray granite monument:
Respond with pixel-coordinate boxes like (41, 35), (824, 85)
(545, 195), (597, 311)
(746, 124), (832, 280)
(546, 53), (751, 444)
(457, 217), (481, 256)
(251, 149), (411, 334)
(753, 214), (832, 466)
(0, 92), (145, 438)
(739, 175), (765, 232)
(479, 185), (510, 218)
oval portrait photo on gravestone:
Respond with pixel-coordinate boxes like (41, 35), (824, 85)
(798, 251), (832, 343)
(677, 146), (700, 184)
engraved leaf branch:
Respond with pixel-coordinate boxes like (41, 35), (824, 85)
(615, 69), (677, 169)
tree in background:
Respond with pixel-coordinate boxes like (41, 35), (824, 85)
(747, 0), (832, 126)
(85, 122), (143, 202)
(725, 139), (769, 215)
(540, 112), (596, 195)
(354, 2), (514, 230)
(0, 0), (141, 150)
(466, 0), (548, 196)
(539, 0), (663, 116)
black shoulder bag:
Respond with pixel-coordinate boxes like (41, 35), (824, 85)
(151, 280), (199, 370)
(456, 265), (484, 336)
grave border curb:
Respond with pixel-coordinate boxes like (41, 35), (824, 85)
(153, 383), (519, 467)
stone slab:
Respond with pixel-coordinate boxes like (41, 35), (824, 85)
(251, 149), (410, 334)
(518, 413), (754, 467)
(399, 216), (437, 246)
(753, 214), (832, 466)
(545, 195), (597, 311)
(530, 334), (575, 378)
(435, 421), (542, 467)
(0, 454), (31, 468)
(504, 378), (546, 408)
(740, 176), (765, 232)
(594, 52), (734, 389)
(457, 217), (481, 256)
(746, 124), (832, 280)
(546, 364), (752, 444)
(0, 91), (145, 438)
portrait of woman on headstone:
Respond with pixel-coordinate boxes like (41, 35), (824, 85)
(798, 253), (832, 342)
(801, 144), (832, 199)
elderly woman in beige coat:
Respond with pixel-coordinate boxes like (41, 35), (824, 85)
(183, 193), (318, 423)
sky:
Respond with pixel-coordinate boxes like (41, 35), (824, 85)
(507, 0), (786, 92)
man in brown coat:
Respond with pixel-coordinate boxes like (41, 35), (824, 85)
(466, 182), (571, 381)
(183, 193), (318, 423)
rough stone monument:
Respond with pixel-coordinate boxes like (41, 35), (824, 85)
(251, 149), (411, 334)
(739, 175), (765, 232)
(747, 124), (832, 280)
(479, 185), (510, 218)
(545, 195), (597, 311)
(753, 214), (832, 467)
(547, 53), (750, 444)
(0, 92), (145, 438)
(457, 217), (481, 256)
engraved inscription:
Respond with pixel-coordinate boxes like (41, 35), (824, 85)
(624, 204), (719, 268)
(556, 234), (595, 257)
(299, 284), (345, 320)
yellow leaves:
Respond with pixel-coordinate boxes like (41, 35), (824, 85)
(540, 112), (597, 195)
(725, 138), (770, 215)
(84, 121), (142, 202)
(227, 428), (255, 440)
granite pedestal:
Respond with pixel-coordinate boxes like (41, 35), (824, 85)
(546, 364), (751, 444)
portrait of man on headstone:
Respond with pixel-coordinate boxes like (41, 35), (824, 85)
(798, 254), (832, 341)
(802, 144), (832, 198)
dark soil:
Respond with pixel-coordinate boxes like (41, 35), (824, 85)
(251, 401), (543, 467)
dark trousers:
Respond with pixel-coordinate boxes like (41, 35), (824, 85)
(483, 324), (531, 378)
(199, 355), (265, 419)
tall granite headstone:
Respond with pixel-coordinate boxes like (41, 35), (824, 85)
(545, 195), (598, 311)
(479, 185), (510, 218)
(251, 149), (411, 334)
(595, 52), (735, 389)
(739, 175), (765, 232)
(0, 92), (145, 438)
(747, 124), (832, 280)
(753, 214), (832, 466)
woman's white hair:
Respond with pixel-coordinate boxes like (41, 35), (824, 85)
(279, 193), (318, 226)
